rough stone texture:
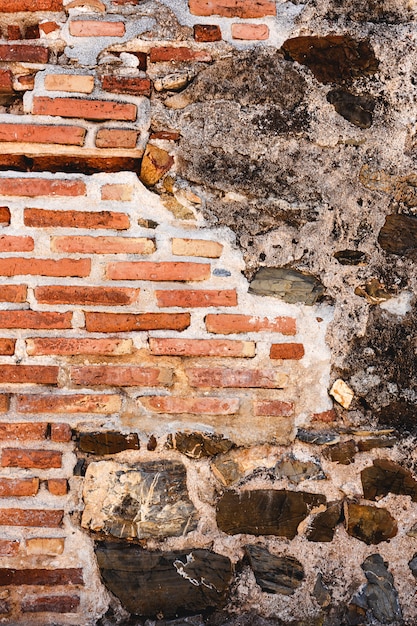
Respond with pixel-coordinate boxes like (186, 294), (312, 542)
(306, 501), (343, 542)
(361, 459), (417, 502)
(244, 545), (304, 595)
(344, 502), (398, 545)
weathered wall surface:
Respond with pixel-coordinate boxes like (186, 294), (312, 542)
(0, 0), (416, 625)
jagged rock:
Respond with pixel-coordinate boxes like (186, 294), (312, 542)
(329, 379), (354, 409)
(140, 144), (174, 186)
(77, 431), (139, 455)
(95, 543), (233, 618)
(361, 459), (417, 502)
(378, 214), (417, 256)
(408, 554), (417, 578)
(244, 545), (304, 595)
(274, 456), (325, 484)
(249, 267), (324, 305)
(327, 89), (375, 128)
(216, 489), (326, 538)
(324, 440), (357, 465)
(313, 574), (331, 608)
(211, 445), (278, 486)
(334, 250), (367, 265)
(344, 502), (397, 544)
(82, 460), (197, 539)
(168, 432), (234, 459)
(296, 429), (340, 445)
(354, 278), (393, 305)
(306, 501), (343, 542)
(357, 436), (397, 452)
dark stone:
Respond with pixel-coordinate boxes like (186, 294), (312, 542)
(244, 545), (304, 595)
(171, 432), (234, 459)
(361, 459), (417, 502)
(357, 436), (397, 452)
(349, 554), (402, 624)
(323, 440), (357, 465)
(313, 574), (331, 608)
(345, 502), (397, 544)
(327, 89), (375, 128)
(378, 214), (417, 256)
(95, 543), (233, 618)
(334, 249), (367, 265)
(296, 429), (340, 445)
(326, 0), (414, 23)
(282, 36), (379, 84)
(274, 456), (325, 484)
(138, 218), (159, 229)
(78, 432), (140, 455)
(377, 401), (417, 435)
(306, 501), (343, 542)
(249, 268), (324, 305)
(408, 554), (417, 579)
(216, 489), (326, 538)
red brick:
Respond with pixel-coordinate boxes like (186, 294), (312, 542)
(0, 124), (85, 146)
(50, 423), (72, 442)
(0, 0), (63, 10)
(205, 314), (296, 335)
(95, 128), (138, 148)
(0, 178), (86, 197)
(0, 365), (58, 384)
(39, 21), (60, 35)
(25, 207), (129, 230)
(0, 206), (10, 224)
(22, 23), (38, 37)
(149, 46), (212, 62)
(0, 258), (90, 277)
(107, 261), (210, 281)
(186, 367), (288, 388)
(26, 338), (133, 356)
(0, 311), (72, 329)
(189, 0), (276, 18)
(0, 284), (26, 302)
(35, 285), (139, 306)
(312, 409), (337, 423)
(149, 130), (181, 141)
(7, 25), (22, 40)
(0, 70), (14, 93)
(33, 96), (137, 122)
(254, 400), (294, 416)
(2, 449), (62, 469)
(0, 236), (34, 252)
(0, 395), (8, 412)
(156, 289), (237, 308)
(52, 235), (155, 255)
(231, 23), (269, 40)
(0, 338), (15, 355)
(193, 24), (221, 42)
(0, 540), (19, 556)
(71, 365), (173, 387)
(149, 338), (255, 357)
(85, 312), (190, 333)
(0, 422), (47, 440)
(48, 479), (67, 495)
(15, 73), (35, 89)
(140, 396), (239, 415)
(0, 44), (48, 63)
(0, 509), (63, 527)
(22, 595), (80, 613)
(70, 20), (125, 37)
(101, 75), (151, 96)
(0, 568), (82, 585)
(0, 478), (39, 497)
(270, 343), (305, 360)
(16, 393), (121, 414)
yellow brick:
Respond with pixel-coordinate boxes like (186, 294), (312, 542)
(44, 74), (95, 94)
(26, 537), (65, 556)
(172, 238), (223, 258)
(101, 184), (133, 202)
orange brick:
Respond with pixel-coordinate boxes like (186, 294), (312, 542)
(25, 207), (129, 229)
(149, 338), (255, 357)
(0, 509), (63, 527)
(156, 289), (237, 308)
(172, 238), (223, 258)
(149, 130), (181, 141)
(0, 124), (85, 146)
(0, 539), (19, 556)
(0, 44), (48, 63)
(39, 21), (60, 36)
(95, 128), (138, 148)
(48, 479), (67, 495)
(7, 25), (22, 40)
(140, 396), (240, 415)
(106, 261), (210, 281)
(0, 69), (13, 93)
(50, 423), (72, 442)
(0, 310), (72, 329)
(85, 311), (190, 333)
(0, 478), (39, 497)
(186, 367), (288, 388)
(71, 365), (173, 387)
(52, 235), (155, 255)
(34, 285), (139, 306)
(0, 0), (62, 10)
(0, 338), (15, 355)
(26, 337), (133, 356)
(254, 400), (294, 416)
(205, 314), (296, 335)
(149, 46), (211, 62)
(0, 284), (27, 302)
(2, 449), (62, 469)
(44, 74), (95, 94)
(70, 20), (125, 37)
(189, 0), (276, 17)
(0, 258), (90, 277)
(16, 394), (121, 414)
(312, 409), (337, 423)
(22, 595), (80, 613)
(0, 236), (34, 252)
(0, 365), (58, 384)
(0, 206), (10, 224)
(101, 184), (133, 201)
(270, 343), (305, 360)
(101, 75), (151, 96)
(0, 178), (86, 197)
(0, 395), (8, 412)
(193, 24), (221, 42)
(231, 23), (269, 40)
(0, 422), (47, 440)
(33, 96), (137, 122)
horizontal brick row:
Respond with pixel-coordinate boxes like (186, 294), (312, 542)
(0, 509), (63, 527)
